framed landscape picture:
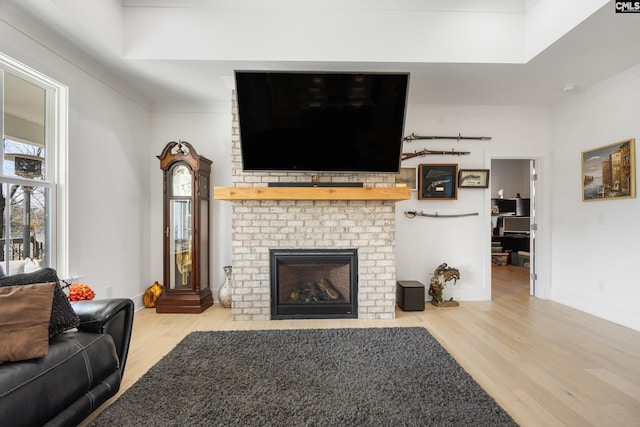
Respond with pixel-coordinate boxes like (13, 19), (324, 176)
(582, 138), (635, 201)
(458, 169), (490, 188)
(418, 164), (458, 200)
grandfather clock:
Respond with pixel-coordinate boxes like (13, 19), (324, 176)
(156, 141), (213, 313)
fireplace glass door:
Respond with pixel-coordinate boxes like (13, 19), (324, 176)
(271, 249), (358, 319)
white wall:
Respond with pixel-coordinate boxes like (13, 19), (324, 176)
(66, 80), (151, 304)
(396, 105), (552, 302)
(124, 3), (523, 64)
(551, 65), (640, 331)
(149, 103), (554, 308)
(146, 102), (554, 307)
(0, 3), (152, 305)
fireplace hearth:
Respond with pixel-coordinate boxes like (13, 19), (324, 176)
(270, 249), (358, 319)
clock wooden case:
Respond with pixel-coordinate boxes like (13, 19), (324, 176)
(156, 140), (213, 313)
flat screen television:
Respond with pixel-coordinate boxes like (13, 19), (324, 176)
(235, 71), (409, 173)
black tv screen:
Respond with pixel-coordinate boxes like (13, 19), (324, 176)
(235, 71), (409, 173)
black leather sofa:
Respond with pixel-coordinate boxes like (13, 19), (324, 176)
(0, 269), (134, 427)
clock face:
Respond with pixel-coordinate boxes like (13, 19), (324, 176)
(171, 164), (192, 197)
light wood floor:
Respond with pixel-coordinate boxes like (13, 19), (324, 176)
(81, 265), (640, 426)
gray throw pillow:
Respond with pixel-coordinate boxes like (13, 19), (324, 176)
(0, 268), (80, 337)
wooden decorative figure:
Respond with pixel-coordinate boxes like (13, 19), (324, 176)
(428, 263), (460, 307)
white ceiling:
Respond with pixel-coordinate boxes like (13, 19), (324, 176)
(5, 0), (640, 111)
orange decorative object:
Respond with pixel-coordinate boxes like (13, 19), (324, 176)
(68, 284), (96, 301)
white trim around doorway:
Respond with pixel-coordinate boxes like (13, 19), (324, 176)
(485, 149), (551, 300)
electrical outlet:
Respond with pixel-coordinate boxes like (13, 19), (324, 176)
(106, 286), (113, 298)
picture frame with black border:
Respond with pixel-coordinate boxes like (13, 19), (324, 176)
(458, 169), (490, 188)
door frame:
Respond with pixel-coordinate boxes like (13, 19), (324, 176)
(486, 150), (551, 299)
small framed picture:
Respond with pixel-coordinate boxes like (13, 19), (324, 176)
(396, 167), (417, 190)
(418, 164), (458, 200)
(458, 169), (490, 188)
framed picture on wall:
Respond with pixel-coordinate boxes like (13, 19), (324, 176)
(582, 138), (635, 201)
(458, 169), (490, 188)
(396, 167), (417, 190)
(418, 164), (458, 200)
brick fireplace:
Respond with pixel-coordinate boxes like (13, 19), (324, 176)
(219, 97), (406, 321)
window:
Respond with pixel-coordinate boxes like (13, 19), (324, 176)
(0, 53), (68, 276)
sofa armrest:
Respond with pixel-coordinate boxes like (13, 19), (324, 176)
(71, 298), (134, 377)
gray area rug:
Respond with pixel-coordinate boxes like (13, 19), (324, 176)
(90, 327), (517, 426)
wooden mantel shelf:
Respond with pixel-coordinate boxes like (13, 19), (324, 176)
(213, 186), (411, 201)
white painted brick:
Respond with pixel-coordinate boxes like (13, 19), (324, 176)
(229, 96), (397, 321)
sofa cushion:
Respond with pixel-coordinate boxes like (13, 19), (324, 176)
(0, 331), (120, 427)
(0, 260), (28, 278)
(24, 257), (44, 273)
(0, 282), (55, 363)
(0, 268), (79, 337)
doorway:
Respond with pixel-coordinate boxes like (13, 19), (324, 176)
(490, 158), (536, 297)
